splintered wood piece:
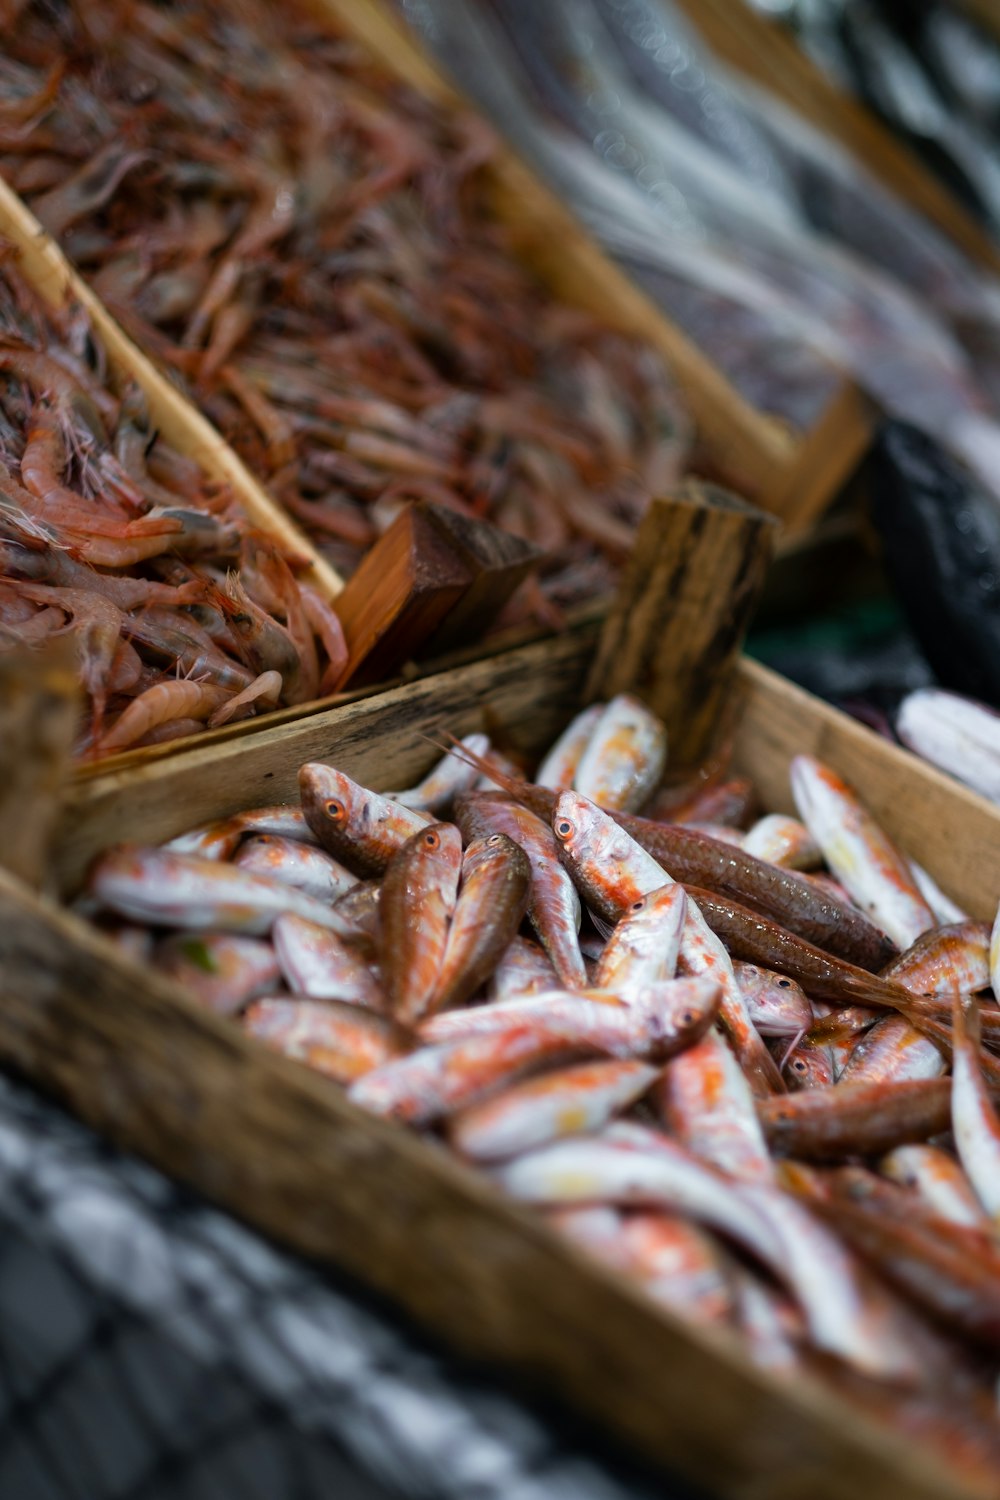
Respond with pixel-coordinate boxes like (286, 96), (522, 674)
(420, 504), (542, 654)
(0, 638), (79, 887)
(332, 504), (474, 687)
(586, 482), (778, 765)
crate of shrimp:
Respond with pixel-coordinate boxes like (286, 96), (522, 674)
(0, 0), (871, 771)
(3, 488), (1000, 1500)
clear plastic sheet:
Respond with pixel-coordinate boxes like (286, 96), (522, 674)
(399, 0), (1000, 497)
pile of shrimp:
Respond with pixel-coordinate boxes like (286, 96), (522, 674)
(0, 0), (690, 619)
(82, 694), (1000, 1482)
(0, 245), (347, 757)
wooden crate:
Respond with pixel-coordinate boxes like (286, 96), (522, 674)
(0, 0), (869, 586)
(0, 629), (995, 1500)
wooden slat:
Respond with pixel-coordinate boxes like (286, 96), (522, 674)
(0, 176), (343, 599)
(52, 623), (602, 892)
(0, 639), (78, 888)
(673, 0), (1000, 277)
(6, 635), (1000, 1497)
(587, 483), (778, 763)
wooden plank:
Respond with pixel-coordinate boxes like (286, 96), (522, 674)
(0, 175), (343, 599)
(587, 483), (779, 764)
(672, 0), (1000, 277)
(0, 639), (78, 888)
(52, 623), (602, 892)
(733, 657), (1000, 920)
(0, 869), (980, 1500)
(57, 633), (1000, 923)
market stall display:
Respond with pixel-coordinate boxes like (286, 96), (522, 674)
(0, 2), (998, 1497)
(396, 0), (1000, 503)
(72, 692), (1000, 1497)
(1, 604), (999, 1500)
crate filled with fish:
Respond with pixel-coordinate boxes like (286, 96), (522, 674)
(5, 625), (1000, 1500)
(0, 0), (859, 657)
(0, 239), (357, 758)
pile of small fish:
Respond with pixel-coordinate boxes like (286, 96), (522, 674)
(81, 693), (1000, 1475)
(0, 246), (348, 757)
(0, 0), (690, 611)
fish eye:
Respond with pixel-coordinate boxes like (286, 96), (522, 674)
(424, 830), (440, 848)
(631, 899), (644, 911)
(556, 820), (573, 838)
(681, 1010), (695, 1025)
(777, 979), (791, 989)
(792, 1058), (807, 1072)
(325, 799), (344, 820)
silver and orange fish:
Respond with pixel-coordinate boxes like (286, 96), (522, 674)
(781, 1038), (837, 1092)
(879, 1145), (991, 1231)
(883, 922), (991, 998)
(234, 834), (357, 903)
(839, 1015), (947, 1086)
(420, 978), (721, 1062)
(733, 962), (811, 1038)
(951, 994), (1000, 1224)
(243, 997), (409, 1084)
(535, 704), (604, 790)
(572, 694), (667, 813)
(430, 833), (531, 1014)
(88, 846), (354, 936)
(449, 1058), (659, 1161)
(790, 755), (934, 950)
(272, 913), (382, 1007)
(167, 805), (319, 862)
(592, 884), (686, 995)
(379, 823), (463, 1025)
(456, 792), (586, 988)
(619, 1212), (733, 1324)
(299, 763), (430, 875)
(551, 790), (781, 1097)
(655, 1028), (774, 1184)
(348, 1023), (584, 1125)
(489, 936), (560, 1000)
(156, 932), (281, 1015)
(389, 734), (491, 814)
(741, 814), (821, 870)
(497, 1130), (922, 1380)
